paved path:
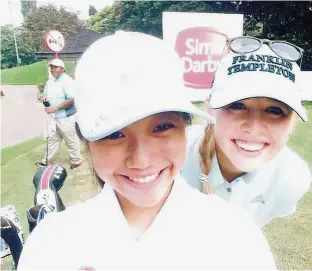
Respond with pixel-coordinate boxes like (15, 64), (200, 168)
(1, 85), (46, 148)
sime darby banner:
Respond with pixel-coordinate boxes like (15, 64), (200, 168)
(163, 12), (244, 101)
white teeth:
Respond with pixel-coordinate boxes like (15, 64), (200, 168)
(129, 173), (159, 184)
(235, 140), (265, 152)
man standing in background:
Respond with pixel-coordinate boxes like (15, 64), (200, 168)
(36, 58), (82, 169)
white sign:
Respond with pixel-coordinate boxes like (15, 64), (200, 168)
(45, 30), (65, 52)
(300, 71), (312, 101)
(0, 205), (25, 258)
(163, 12), (244, 101)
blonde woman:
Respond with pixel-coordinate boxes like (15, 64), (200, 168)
(182, 36), (311, 227)
(17, 32), (275, 270)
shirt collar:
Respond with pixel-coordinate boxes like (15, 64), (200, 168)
(94, 174), (191, 241)
(53, 73), (64, 81)
(208, 154), (260, 187)
(208, 155), (226, 187)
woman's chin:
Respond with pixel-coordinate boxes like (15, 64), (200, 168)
(127, 195), (166, 209)
(232, 158), (264, 173)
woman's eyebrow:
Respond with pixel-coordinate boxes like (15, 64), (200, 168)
(155, 113), (180, 121)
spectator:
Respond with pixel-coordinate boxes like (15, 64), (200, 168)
(36, 59), (81, 169)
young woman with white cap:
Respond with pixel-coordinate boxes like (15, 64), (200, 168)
(182, 36), (311, 227)
(18, 32), (275, 270)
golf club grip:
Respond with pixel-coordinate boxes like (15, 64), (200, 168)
(43, 101), (50, 107)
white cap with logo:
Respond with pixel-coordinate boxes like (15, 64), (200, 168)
(49, 58), (65, 68)
(210, 45), (307, 121)
(74, 31), (215, 141)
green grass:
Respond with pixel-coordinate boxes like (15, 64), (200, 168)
(1, 138), (45, 165)
(1, 108), (312, 270)
(288, 110), (312, 172)
(262, 107), (312, 270)
(1, 61), (76, 85)
(263, 191), (312, 270)
(1, 140), (98, 270)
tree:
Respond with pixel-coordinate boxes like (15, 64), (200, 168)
(89, 1), (312, 69)
(237, 1), (312, 69)
(22, 4), (86, 50)
(89, 5), (97, 16)
(21, 0), (37, 19)
(89, 1), (214, 37)
(1, 25), (36, 69)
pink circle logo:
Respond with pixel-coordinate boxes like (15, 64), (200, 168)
(78, 266), (96, 271)
(175, 27), (228, 89)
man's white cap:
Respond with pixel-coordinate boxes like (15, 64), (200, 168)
(49, 58), (65, 68)
(210, 45), (308, 121)
(75, 31), (215, 141)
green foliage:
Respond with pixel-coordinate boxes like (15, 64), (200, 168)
(237, 1), (312, 69)
(303, 101), (312, 109)
(37, 77), (48, 95)
(89, 1), (213, 38)
(1, 25), (37, 69)
(20, 0), (37, 19)
(89, 1), (312, 69)
(22, 4), (86, 50)
(89, 5), (97, 16)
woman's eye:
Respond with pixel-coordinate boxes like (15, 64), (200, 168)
(227, 102), (246, 110)
(266, 106), (286, 116)
(153, 123), (175, 133)
(103, 131), (124, 140)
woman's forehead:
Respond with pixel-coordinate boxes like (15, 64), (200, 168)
(154, 112), (183, 120)
(141, 112), (184, 122)
(122, 112), (184, 130)
(239, 97), (292, 109)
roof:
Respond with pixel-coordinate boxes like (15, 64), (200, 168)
(36, 29), (103, 58)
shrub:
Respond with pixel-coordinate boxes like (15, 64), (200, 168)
(36, 77), (48, 100)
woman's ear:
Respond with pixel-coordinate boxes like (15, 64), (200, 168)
(289, 113), (298, 136)
(205, 96), (216, 117)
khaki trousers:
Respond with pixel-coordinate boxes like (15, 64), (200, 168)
(42, 114), (81, 165)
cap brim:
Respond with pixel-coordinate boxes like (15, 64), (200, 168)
(49, 64), (64, 68)
(78, 100), (215, 141)
(210, 85), (308, 122)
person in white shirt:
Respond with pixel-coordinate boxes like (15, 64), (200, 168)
(17, 31), (276, 270)
(182, 36), (311, 227)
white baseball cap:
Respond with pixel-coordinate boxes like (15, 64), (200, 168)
(210, 44), (307, 121)
(74, 31), (215, 141)
(49, 58), (65, 68)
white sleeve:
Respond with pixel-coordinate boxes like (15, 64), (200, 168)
(199, 194), (276, 269)
(271, 162), (311, 218)
(225, 206), (277, 269)
(63, 76), (75, 99)
(17, 214), (62, 270)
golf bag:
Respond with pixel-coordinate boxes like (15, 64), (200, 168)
(0, 205), (25, 269)
(26, 204), (55, 233)
(32, 164), (67, 210)
(26, 164), (67, 233)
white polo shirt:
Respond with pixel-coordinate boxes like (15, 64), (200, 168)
(18, 175), (275, 270)
(182, 125), (312, 227)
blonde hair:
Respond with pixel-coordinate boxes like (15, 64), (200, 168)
(199, 123), (216, 194)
